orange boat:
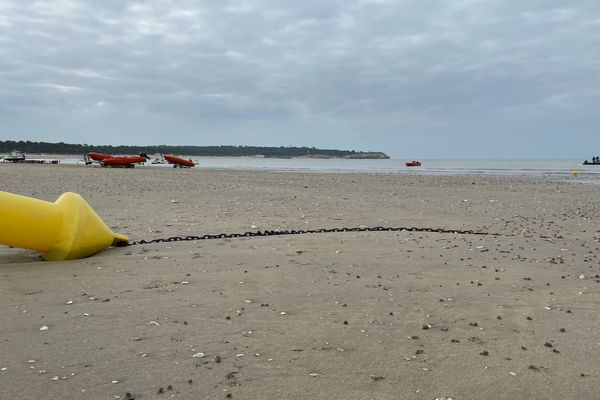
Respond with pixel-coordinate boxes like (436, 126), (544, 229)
(86, 152), (149, 167)
(164, 154), (195, 168)
(101, 155), (148, 168)
(87, 152), (113, 162)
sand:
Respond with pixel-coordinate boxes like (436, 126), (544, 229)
(1, 163), (599, 400)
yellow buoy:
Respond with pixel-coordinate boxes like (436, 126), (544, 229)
(0, 191), (128, 261)
(572, 170), (578, 176)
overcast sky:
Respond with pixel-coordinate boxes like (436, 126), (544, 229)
(1, 1), (599, 158)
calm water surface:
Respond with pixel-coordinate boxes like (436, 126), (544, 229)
(57, 156), (600, 182)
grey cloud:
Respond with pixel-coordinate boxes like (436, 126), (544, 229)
(0, 0), (599, 157)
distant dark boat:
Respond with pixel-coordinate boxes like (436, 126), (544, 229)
(582, 160), (600, 165)
(405, 161), (421, 167)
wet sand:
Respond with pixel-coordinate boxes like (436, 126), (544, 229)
(1, 163), (599, 399)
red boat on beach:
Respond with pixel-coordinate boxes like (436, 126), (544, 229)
(405, 161), (421, 167)
(101, 155), (149, 168)
(164, 154), (195, 168)
(86, 152), (112, 163)
(85, 152), (149, 167)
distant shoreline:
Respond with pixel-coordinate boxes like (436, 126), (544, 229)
(0, 140), (390, 159)
(3, 152), (390, 161)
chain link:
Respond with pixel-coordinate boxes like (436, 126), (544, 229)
(129, 226), (496, 246)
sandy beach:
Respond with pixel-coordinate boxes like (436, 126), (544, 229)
(1, 163), (599, 400)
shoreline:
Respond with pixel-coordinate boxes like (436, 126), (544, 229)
(2, 157), (599, 184)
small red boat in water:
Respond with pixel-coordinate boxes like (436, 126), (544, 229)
(164, 154), (195, 168)
(405, 161), (421, 167)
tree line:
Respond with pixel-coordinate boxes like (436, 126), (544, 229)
(0, 140), (388, 158)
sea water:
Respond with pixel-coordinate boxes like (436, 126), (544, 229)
(59, 157), (600, 182)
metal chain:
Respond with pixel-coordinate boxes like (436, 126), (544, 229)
(128, 226), (498, 246)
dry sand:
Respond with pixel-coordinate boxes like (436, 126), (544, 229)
(1, 163), (599, 400)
